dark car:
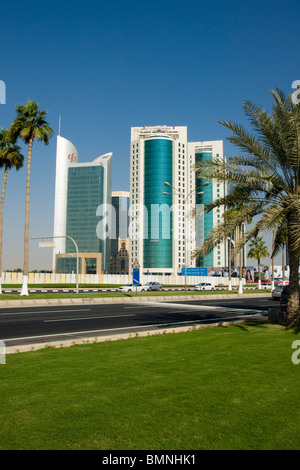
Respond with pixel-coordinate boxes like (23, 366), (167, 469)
(272, 286), (283, 300)
(280, 285), (300, 312)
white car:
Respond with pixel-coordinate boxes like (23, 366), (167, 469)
(194, 282), (215, 291)
(142, 282), (163, 291)
(117, 284), (146, 292)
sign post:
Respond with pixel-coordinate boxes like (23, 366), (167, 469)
(132, 259), (140, 296)
(133, 268), (140, 296)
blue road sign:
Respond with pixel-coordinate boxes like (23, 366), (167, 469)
(181, 267), (208, 276)
(133, 268), (140, 285)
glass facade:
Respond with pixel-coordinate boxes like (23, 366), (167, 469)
(66, 166), (104, 255)
(143, 138), (173, 269)
(111, 195), (129, 257)
(195, 151), (214, 267)
(56, 257), (82, 274)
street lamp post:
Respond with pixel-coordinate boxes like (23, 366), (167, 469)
(162, 181), (209, 291)
(32, 235), (79, 294)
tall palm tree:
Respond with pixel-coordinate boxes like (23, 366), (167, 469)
(248, 237), (270, 289)
(9, 101), (53, 296)
(194, 88), (300, 327)
(0, 129), (24, 293)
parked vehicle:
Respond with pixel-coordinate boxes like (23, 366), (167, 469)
(280, 285), (300, 312)
(261, 282), (272, 289)
(194, 282), (214, 291)
(142, 282), (163, 291)
(117, 284), (146, 292)
(274, 279), (289, 286)
(272, 286), (283, 300)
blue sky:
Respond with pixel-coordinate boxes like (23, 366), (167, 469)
(0, 0), (299, 270)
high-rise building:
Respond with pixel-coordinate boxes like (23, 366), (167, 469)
(188, 140), (227, 269)
(53, 135), (112, 274)
(109, 191), (130, 274)
(111, 191), (130, 257)
(129, 126), (227, 276)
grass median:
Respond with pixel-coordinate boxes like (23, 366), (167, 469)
(1, 323), (299, 450)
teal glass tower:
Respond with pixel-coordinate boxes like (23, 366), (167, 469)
(143, 137), (173, 269)
(130, 126), (188, 276)
(195, 151), (214, 267)
(130, 127), (227, 276)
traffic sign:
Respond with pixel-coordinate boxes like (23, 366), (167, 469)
(133, 268), (140, 285)
(132, 258), (140, 269)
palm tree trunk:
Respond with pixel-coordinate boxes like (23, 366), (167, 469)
(0, 167), (8, 294)
(285, 214), (300, 327)
(282, 243), (285, 285)
(238, 224), (243, 294)
(258, 257), (261, 289)
(228, 232), (232, 290)
(271, 230), (275, 290)
(20, 137), (33, 296)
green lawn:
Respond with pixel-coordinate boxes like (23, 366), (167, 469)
(1, 323), (299, 450)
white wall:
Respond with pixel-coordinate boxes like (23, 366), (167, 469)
(1, 272), (243, 286)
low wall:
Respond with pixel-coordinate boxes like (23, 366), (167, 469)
(1, 272), (245, 287)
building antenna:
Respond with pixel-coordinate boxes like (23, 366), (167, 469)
(58, 116), (61, 136)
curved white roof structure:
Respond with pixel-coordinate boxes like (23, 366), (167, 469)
(52, 135), (112, 269)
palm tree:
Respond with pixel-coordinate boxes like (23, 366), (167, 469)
(222, 207), (246, 292)
(248, 237), (270, 289)
(9, 101), (53, 296)
(0, 129), (24, 293)
(194, 88), (300, 327)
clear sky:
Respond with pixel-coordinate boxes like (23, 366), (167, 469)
(0, 0), (299, 271)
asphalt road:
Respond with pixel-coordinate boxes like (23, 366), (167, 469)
(0, 296), (272, 348)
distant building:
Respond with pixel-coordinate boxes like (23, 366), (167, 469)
(109, 238), (130, 275)
(53, 134), (112, 274)
(109, 191), (130, 274)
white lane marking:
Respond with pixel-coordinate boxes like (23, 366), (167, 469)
(1, 313), (263, 343)
(138, 301), (266, 314)
(44, 314), (135, 323)
(0, 309), (92, 316)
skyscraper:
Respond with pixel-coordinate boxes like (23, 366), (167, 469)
(111, 191), (130, 257)
(188, 140), (227, 269)
(53, 135), (112, 274)
(129, 126), (227, 276)
(109, 191), (130, 274)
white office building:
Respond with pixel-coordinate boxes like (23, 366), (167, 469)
(52, 134), (112, 274)
(129, 126), (227, 276)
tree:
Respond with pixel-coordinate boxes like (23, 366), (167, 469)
(0, 129), (24, 293)
(248, 237), (270, 289)
(194, 88), (300, 327)
(9, 101), (53, 296)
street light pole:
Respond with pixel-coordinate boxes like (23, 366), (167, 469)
(32, 235), (79, 294)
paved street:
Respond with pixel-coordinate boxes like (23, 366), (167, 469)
(0, 296), (271, 350)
